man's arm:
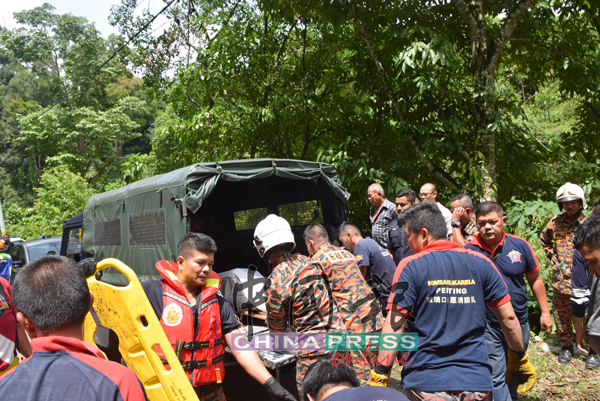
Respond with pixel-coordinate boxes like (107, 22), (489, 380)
(264, 282), (287, 333)
(490, 302), (523, 352)
(526, 272), (552, 336)
(377, 310), (406, 362)
(354, 243), (370, 280)
(358, 264), (368, 279)
(225, 329), (271, 384)
(539, 221), (555, 261)
(224, 330), (296, 401)
(449, 207), (467, 247)
(451, 227), (466, 247)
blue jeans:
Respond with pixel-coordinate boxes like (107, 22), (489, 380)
(484, 321), (530, 401)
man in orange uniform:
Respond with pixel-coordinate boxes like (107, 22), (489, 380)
(540, 182), (588, 363)
(304, 224), (384, 383)
(142, 232), (295, 401)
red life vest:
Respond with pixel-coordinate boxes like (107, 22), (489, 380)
(155, 260), (225, 386)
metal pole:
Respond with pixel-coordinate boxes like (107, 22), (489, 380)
(0, 199), (5, 233)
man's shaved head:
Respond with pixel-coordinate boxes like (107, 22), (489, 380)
(450, 193), (473, 209)
(420, 183), (436, 193)
(337, 222), (361, 237)
(419, 183), (438, 203)
(303, 224), (330, 243)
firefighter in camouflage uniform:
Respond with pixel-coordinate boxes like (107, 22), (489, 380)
(540, 182), (588, 363)
(304, 224), (384, 384)
(254, 215), (346, 397)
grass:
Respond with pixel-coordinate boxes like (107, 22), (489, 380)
(386, 335), (600, 400)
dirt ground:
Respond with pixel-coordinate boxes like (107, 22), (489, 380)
(387, 335), (600, 400)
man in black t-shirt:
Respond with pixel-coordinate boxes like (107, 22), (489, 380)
(141, 232), (295, 401)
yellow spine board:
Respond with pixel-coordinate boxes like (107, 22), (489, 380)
(85, 258), (198, 401)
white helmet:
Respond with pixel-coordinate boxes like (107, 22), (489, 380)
(556, 182), (587, 210)
(253, 214), (296, 259)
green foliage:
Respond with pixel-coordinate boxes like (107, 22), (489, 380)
(5, 165), (96, 239)
(121, 153), (154, 185)
(0, 3), (156, 208)
(505, 198), (559, 335)
(18, 96), (147, 182)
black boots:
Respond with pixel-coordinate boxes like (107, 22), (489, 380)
(558, 345), (574, 364)
(585, 350), (600, 370)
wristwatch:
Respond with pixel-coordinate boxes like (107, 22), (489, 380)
(451, 220), (461, 228)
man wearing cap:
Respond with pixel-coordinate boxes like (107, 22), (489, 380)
(540, 182), (588, 363)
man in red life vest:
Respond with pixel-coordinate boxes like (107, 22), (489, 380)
(142, 232), (295, 401)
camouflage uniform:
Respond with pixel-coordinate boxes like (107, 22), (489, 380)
(264, 252), (345, 395)
(310, 242), (384, 383)
(540, 211), (587, 347)
(461, 216), (479, 244)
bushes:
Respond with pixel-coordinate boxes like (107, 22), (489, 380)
(505, 198), (559, 336)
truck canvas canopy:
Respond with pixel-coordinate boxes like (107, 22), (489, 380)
(82, 159), (349, 283)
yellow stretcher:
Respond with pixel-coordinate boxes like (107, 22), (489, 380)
(83, 258), (198, 401)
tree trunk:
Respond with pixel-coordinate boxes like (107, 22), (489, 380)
(352, 4), (461, 193)
(454, 0), (537, 200)
(473, 64), (497, 200)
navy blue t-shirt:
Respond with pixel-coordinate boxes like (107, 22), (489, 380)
(387, 219), (412, 266)
(353, 237), (396, 306)
(465, 233), (539, 324)
(141, 280), (240, 335)
(322, 386), (409, 401)
(388, 241), (510, 392)
(0, 336), (148, 401)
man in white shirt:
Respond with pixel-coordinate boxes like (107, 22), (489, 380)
(419, 183), (452, 237)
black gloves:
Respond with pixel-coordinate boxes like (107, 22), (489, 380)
(263, 377), (297, 401)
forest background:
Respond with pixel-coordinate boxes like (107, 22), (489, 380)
(1, 0), (599, 395)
